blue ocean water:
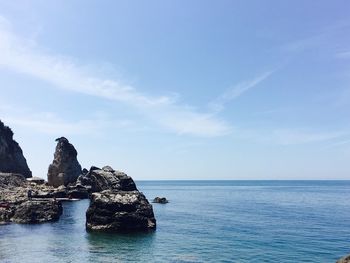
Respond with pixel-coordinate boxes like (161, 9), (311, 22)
(1, 180), (350, 262)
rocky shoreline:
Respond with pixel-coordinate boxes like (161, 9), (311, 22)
(0, 120), (156, 232)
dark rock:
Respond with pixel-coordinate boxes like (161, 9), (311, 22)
(67, 187), (89, 199)
(31, 185), (89, 200)
(337, 254), (350, 263)
(86, 190), (156, 232)
(11, 200), (62, 223)
(82, 168), (89, 175)
(0, 120), (32, 178)
(76, 166), (137, 193)
(47, 137), (82, 187)
(0, 206), (14, 223)
(0, 172), (26, 188)
(153, 197), (168, 204)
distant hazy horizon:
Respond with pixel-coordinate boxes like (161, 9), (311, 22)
(0, 1), (349, 180)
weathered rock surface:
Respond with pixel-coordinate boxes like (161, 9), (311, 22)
(153, 197), (168, 204)
(31, 185), (89, 199)
(0, 120), (32, 178)
(86, 190), (156, 232)
(337, 254), (350, 263)
(76, 166), (137, 193)
(47, 137), (82, 187)
(11, 200), (62, 224)
(0, 172), (26, 188)
(0, 173), (70, 224)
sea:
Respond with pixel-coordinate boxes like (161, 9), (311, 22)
(0, 180), (350, 262)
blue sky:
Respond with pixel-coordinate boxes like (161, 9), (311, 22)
(0, 0), (349, 180)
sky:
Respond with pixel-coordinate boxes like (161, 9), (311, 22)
(0, 0), (349, 180)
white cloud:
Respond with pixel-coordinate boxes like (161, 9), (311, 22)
(209, 71), (274, 112)
(0, 16), (231, 137)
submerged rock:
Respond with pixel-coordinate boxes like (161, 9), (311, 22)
(76, 166), (137, 193)
(86, 190), (156, 232)
(0, 120), (32, 178)
(337, 254), (350, 263)
(153, 197), (168, 204)
(11, 200), (62, 224)
(47, 137), (82, 187)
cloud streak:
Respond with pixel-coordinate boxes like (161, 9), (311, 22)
(209, 71), (274, 112)
(0, 16), (231, 137)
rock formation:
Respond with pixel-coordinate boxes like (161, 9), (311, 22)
(153, 197), (168, 204)
(76, 166), (137, 192)
(337, 255), (350, 263)
(0, 173), (63, 224)
(47, 137), (82, 187)
(11, 200), (62, 224)
(86, 190), (156, 232)
(0, 120), (32, 178)
(84, 165), (156, 232)
(0, 172), (26, 188)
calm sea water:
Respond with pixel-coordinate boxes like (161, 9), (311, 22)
(1, 181), (350, 262)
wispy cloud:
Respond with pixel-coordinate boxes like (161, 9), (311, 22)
(236, 127), (347, 146)
(324, 139), (350, 149)
(335, 51), (350, 59)
(0, 104), (135, 135)
(271, 129), (346, 145)
(209, 71), (274, 112)
(0, 16), (231, 137)
(281, 21), (350, 54)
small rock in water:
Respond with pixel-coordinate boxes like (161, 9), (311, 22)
(337, 254), (350, 263)
(153, 197), (168, 204)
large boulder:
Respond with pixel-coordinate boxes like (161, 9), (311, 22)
(76, 166), (137, 192)
(0, 120), (32, 178)
(47, 137), (82, 187)
(11, 200), (62, 224)
(86, 190), (156, 232)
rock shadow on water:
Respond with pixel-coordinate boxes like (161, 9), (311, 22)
(85, 231), (156, 260)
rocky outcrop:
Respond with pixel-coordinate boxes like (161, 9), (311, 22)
(337, 254), (350, 263)
(76, 166), (137, 193)
(11, 200), (62, 224)
(0, 173), (63, 224)
(86, 190), (156, 232)
(47, 137), (82, 187)
(0, 172), (26, 188)
(31, 185), (89, 199)
(0, 120), (32, 178)
(153, 197), (168, 204)
(84, 165), (156, 233)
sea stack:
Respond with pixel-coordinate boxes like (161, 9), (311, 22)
(47, 137), (82, 187)
(85, 166), (156, 232)
(0, 120), (32, 178)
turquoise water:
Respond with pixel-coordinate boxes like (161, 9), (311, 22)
(1, 181), (350, 262)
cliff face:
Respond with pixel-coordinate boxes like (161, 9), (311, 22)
(47, 137), (82, 187)
(0, 120), (32, 178)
